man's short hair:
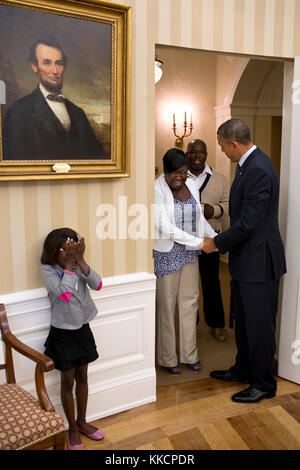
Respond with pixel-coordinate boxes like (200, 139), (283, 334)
(217, 119), (251, 145)
(187, 139), (207, 153)
(29, 35), (68, 66)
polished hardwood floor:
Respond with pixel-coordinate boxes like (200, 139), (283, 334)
(58, 262), (300, 451)
(76, 376), (300, 450)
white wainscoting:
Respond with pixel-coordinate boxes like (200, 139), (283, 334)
(0, 272), (157, 424)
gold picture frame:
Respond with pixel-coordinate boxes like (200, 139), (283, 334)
(0, 0), (131, 180)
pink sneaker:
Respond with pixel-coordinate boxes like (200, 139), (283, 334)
(77, 423), (104, 441)
(67, 430), (84, 450)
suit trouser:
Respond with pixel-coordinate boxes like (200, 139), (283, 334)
(156, 260), (199, 367)
(231, 279), (279, 393)
(198, 252), (225, 328)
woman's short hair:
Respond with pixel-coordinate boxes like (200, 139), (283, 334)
(41, 227), (78, 265)
(217, 119), (251, 145)
(163, 148), (189, 173)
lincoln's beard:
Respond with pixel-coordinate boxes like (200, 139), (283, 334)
(40, 76), (63, 94)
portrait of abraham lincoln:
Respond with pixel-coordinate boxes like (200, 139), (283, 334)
(0, 2), (112, 162)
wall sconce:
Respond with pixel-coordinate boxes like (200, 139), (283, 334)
(172, 112), (193, 148)
(155, 57), (163, 84)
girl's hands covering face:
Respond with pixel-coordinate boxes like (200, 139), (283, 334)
(75, 235), (85, 262)
(58, 237), (77, 270)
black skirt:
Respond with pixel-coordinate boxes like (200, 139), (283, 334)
(44, 323), (99, 371)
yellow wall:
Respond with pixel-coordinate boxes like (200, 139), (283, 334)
(1, 0), (300, 295)
(155, 45), (217, 175)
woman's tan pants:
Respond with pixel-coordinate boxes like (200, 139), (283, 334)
(156, 260), (199, 367)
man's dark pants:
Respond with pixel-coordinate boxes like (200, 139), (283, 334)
(230, 279), (279, 393)
(198, 251), (225, 328)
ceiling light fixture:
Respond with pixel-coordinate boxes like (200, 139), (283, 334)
(155, 57), (163, 84)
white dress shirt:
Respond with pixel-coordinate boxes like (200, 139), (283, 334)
(39, 84), (71, 132)
(239, 145), (257, 167)
(187, 163), (213, 191)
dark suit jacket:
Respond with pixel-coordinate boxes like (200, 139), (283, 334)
(2, 87), (106, 160)
(214, 148), (286, 283)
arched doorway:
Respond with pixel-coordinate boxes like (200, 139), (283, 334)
(155, 46), (289, 387)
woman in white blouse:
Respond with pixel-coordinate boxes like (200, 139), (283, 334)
(154, 148), (216, 374)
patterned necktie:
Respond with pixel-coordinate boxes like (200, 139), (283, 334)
(47, 94), (65, 103)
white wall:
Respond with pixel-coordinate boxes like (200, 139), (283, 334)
(0, 272), (156, 424)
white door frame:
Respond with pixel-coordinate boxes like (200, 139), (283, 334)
(213, 56), (300, 384)
(278, 57), (300, 384)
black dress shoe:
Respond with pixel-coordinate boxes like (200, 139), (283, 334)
(231, 386), (276, 403)
(210, 369), (250, 383)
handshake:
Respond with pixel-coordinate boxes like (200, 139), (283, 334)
(202, 237), (217, 253)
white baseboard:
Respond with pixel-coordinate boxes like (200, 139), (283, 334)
(0, 272), (157, 425)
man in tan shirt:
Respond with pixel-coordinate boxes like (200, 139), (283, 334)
(187, 139), (229, 341)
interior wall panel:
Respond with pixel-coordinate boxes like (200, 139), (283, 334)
(1, 0), (299, 296)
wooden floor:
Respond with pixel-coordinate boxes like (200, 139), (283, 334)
(61, 263), (300, 451)
(77, 377), (300, 451)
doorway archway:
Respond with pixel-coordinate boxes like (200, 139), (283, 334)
(155, 45), (288, 387)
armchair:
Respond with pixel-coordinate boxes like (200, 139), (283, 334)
(0, 303), (65, 450)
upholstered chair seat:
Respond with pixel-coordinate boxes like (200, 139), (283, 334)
(0, 384), (64, 450)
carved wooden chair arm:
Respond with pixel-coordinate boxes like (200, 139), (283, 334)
(0, 304), (56, 412)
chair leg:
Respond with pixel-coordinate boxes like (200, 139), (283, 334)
(53, 431), (65, 450)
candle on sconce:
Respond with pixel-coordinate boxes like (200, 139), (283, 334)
(171, 108), (193, 148)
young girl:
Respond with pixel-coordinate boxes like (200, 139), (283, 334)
(41, 228), (104, 450)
